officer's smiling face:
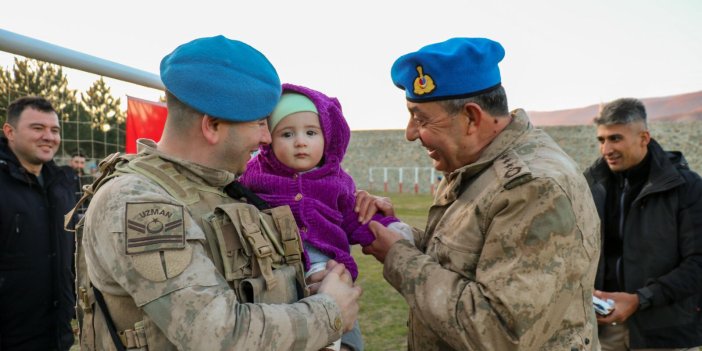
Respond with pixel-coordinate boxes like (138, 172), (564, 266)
(404, 101), (471, 173)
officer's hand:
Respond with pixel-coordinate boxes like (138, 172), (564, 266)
(594, 290), (639, 325)
(318, 263), (362, 333)
(361, 221), (402, 263)
(354, 190), (395, 224)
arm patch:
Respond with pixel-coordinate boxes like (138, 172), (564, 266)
(125, 202), (185, 254)
(125, 202), (193, 282)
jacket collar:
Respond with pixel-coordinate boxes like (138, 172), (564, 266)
(437, 109), (530, 204)
(642, 139), (685, 195)
(0, 136), (21, 168)
(135, 138), (236, 187)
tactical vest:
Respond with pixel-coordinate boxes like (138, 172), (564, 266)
(69, 152), (308, 350)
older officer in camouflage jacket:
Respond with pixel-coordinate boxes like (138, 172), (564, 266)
(359, 38), (601, 350)
(77, 36), (361, 350)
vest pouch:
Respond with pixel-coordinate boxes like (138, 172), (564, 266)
(217, 203), (283, 292)
(113, 317), (175, 351)
(203, 206), (253, 284)
(202, 202), (308, 300)
(239, 265), (302, 304)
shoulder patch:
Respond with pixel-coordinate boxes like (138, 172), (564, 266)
(494, 150), (533, 190)
(126, 202), (192, 281)
(125, 202), (185, 254)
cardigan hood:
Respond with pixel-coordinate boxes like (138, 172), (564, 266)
(256, 83), (350, 176)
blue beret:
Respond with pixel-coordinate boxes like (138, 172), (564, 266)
(391, 38), (505, 102)
(160, 35), (281, 122)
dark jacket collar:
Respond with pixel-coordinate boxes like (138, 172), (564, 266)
(613, 151), (650, 188)
(0, 136), (22, 167)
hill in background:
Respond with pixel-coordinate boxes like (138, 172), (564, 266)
(528, 90), (702, 126)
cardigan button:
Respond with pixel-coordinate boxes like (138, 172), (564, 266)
(300, 226), (307, 233)
(295, 193), (303, 201)
(293, 174), (298, 179)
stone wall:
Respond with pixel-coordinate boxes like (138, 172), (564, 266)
(343, 121), (702, 193)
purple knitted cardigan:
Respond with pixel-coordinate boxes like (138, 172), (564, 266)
(239, 83), (397, 280)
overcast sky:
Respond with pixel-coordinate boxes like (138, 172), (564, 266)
(1, 0), (701, 130)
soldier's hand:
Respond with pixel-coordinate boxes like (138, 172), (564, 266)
(306, 260), (353, 295)
(354, 190), (395, 224)
(361, 221), (402, 263)
(318, 263), (362, 332)
(594, 290), (639, 325)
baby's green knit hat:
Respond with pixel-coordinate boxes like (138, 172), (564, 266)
(268, 93), (318, 132)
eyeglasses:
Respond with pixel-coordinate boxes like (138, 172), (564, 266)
(410, 114), (454, 128)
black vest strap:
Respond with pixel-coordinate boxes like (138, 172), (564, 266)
(92, 286), (127, 351)
(225, 181), (271, 210)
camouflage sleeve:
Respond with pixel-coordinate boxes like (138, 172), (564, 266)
(383, 178), (583, 349)
(84, 174), (343, 350)
(143, 288), (342, 350)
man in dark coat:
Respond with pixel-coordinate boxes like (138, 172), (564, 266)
(60, 150), (91, 218)
(584, 97), (702, 350)
(0, 96), (76, 350)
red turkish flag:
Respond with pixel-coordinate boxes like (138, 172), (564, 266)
(126, 96), (167, 154)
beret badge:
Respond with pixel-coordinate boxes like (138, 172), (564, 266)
(413, 65), (435, 95)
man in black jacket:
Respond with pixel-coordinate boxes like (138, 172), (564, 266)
(584, 97), (702, 350)
(0, 96), (76, 350)
(60, 150), (92, 219)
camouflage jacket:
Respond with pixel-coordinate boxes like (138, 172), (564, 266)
(81, 140), (343, 350)
(383, 109), (601, 350)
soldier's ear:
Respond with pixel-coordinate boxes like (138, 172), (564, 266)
(201, 115), (221, 145)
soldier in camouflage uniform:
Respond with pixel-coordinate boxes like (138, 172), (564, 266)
(74, 36), (361, 350)
(359, 38), (601, 350)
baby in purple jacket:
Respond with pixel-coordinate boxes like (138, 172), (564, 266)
(239, 83), (411, 351)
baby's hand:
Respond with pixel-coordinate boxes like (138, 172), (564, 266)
(306, 260), (352, 295)
(387, 222), (414, 244)
(354, 190), (395, 224)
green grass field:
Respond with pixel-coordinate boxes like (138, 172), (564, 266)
(353, 192), (433, 351)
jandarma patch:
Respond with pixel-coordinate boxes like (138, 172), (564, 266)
(412, 65), (436, 95)
(125, 202), (185, 254)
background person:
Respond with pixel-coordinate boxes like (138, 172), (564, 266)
(67, 150), (86, 175)
(61, 150), (92, 218)
(0, 96), (75, 350)
(358, 37), (601, 350)
(584, 97), (702, 350)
